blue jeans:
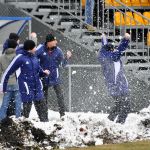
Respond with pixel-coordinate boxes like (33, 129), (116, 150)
(0, 85), (22, 121)
(85, 0), (95, 25)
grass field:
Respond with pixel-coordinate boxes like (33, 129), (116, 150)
(65, 140), (150, 150)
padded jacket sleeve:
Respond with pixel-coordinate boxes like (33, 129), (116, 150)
(1, 54), (22, 92)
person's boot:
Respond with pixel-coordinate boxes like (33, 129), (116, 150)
(60, 112), (65, 121)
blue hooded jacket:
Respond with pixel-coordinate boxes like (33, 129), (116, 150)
(36, 43), (68, 86)
(1, 48), (45, 102)
(2, 38), (19, 54)
(97, 35), (130, 97)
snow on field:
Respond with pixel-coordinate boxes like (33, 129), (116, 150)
(15, 105), (150, 149)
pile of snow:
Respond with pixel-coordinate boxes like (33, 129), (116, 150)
(0, 105), (150, 149)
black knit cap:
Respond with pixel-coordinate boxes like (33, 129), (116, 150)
(46, 33), (56, 43)
(24, 40), (36, 51)
(103, 43), (114, 51)
(7, 39), (18, 49)
(9, 33), (19, 41)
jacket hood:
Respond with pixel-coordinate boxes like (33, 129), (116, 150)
(16, 46), (34, 56)
(5, 48), (16, 55)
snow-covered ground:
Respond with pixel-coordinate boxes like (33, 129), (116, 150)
(9, 105), (150, 149)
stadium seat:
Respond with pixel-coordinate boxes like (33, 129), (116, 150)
(105, 0), (113, 6)
(81, 0), (86, 8)
(147, 32), (150, 46)
(114, 12), (125, 26)
(133, 12), (145, 25)
(121, 0), (132, 6)
(130, 0), (141, 6)
(143, 12), (150, 25)
(140, 0), (150, 6)
(124, 12), (136, 26)
(112, 0), (121, 6)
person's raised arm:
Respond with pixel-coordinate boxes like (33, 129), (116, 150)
(117, 33), (130, 52)
(101, 33), (108, 46)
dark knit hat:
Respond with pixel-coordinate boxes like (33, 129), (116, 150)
(103, 43), (114, 51)
(24, 40), (36, 51)
(46, 33), (56, 43)
(7, 39), (18, 49)
(9, 33), (19, 41)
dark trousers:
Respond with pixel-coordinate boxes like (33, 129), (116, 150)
(23, 99), (48, 122)
(108, 96), (130, 124)
(93, 0), (103, 27)
(7, 96), (15, 116)
(43, 84), (65, 117)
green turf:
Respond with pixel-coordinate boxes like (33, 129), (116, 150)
(64, 140), (150, 150)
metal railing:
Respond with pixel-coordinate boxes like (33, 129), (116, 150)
(3, 0), (150, 77)
(105, 0), (150, 52)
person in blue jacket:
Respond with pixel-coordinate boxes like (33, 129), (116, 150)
(36, 33), (72, 118)
(98, 33), (131, 124)
(2, 33), (20, 54)
(0, 40), (50, 122)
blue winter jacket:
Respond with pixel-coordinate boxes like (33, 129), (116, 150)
(36, 44), (68, 86)
(16, 46), (24, 55)
(1, 48), (45, 102)
(2, 39), (19, 54)
(98, 36), (130, 97)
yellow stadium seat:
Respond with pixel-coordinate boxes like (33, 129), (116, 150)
(130, 0), (141, 6)
(82, 0), (86, 8)
(121, 0), (132, 6)
(133, 12), (145, 25)
(124, 12), (136, 26)
(105, 0), (113, 6)
(112, 0), (121, 6)
(140, 0), (150, 6)
(147, 32), (150, 46)
(143, 12), (150, 25)
(114, 12), (125, 26)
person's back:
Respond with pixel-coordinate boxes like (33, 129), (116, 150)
(0, 47), (16, 85)
(0, 39), (22, 121)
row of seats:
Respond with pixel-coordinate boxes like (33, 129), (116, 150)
(114, 11), (150, 26)
(106, 0), (150, 7)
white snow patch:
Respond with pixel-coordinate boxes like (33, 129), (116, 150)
(11, 104), (150, 149)
(72, 70), (77, 75)
(89, 86), (93, 90)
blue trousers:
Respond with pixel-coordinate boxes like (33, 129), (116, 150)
(85, 0), (95, 25)
(0, 85), (22, 121)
